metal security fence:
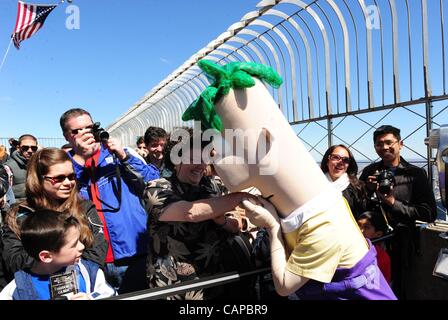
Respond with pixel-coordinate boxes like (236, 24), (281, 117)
(0, 137), (66, 149)
(106, 267), (271, 300)
(105, 0), (448, 215)
(105, 234), (394, 300)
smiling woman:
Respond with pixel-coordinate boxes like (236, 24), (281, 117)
(0, 148), (108, 291)
(143, 128), (258, 300)
(320, 144), (369, 219)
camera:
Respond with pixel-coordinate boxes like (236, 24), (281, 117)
(91, 122), (109, 143)
(376, 169), (395, 195)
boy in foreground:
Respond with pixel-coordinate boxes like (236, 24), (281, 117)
(0, 210), (115, 300)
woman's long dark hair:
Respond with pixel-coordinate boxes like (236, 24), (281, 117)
(320, 144), (366, 197)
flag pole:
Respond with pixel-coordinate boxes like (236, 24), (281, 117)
(1, 0), (71, 72)
(0, 38), (13, 73)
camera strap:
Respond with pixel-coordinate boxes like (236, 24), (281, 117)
(85, 152), (114, 263)
(379, 205), (393, 230)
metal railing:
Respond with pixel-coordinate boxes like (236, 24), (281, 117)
(106, 233), (396, 300)
(107, 267), (271, 300)
(104, 0), (448, 218)
(0, 137), (66, 149)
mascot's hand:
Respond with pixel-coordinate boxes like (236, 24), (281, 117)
(241, 197), (280, 230)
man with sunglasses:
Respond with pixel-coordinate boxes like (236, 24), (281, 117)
(4, 134), (38, 201)
(359, 124), (437, 299)
(59, 108), (159, 294)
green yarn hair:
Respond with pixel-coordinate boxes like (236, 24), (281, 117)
(182, 60), (283, 131)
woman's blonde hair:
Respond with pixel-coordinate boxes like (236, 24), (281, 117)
(6, 148), (93, 247)
(0, 145), (7, 162)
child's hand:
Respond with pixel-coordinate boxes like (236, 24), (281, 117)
(69, 292), (92, 300)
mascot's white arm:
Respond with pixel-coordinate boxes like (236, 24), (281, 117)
(241, 198), (308, 296)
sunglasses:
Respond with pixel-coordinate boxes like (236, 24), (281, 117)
(20, 145), (38, 152)
(43, 173), (76, 185)
(329, 154), (350, 164)
(70, 124), (94, 135)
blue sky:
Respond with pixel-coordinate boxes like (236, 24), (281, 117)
(0, 0), (260, 138)
(0, 0), (447, 163)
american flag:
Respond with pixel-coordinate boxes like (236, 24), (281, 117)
(12, 1), (57, 50)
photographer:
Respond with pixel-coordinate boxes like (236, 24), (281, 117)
(359, 125), (437, 299)
(59, 108), (160, 293)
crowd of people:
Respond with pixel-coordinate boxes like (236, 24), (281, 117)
(0, 111), (438, 300)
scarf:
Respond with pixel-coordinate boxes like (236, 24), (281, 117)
(326, 172), (350, 193)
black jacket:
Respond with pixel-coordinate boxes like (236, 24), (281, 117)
(0, 165), (8, 199)
(342, 183), (369, 219)
(4, 151), (27, 201)
(0, 200), (108, 285)
(359, 157), (437, 298)
(359, 157), (437, 225)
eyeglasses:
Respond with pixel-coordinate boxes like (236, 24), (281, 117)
(374, 140), (399, 148)
(43, 173), (76, 185)
(328, 154), (350, 164)
(20, 145), (38, 152)
(70, 124), (94, 135)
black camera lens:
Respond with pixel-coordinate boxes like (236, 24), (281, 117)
(91, 122), (109, 143)
(377, 169), (395, 194)
(97, 130), (109, 141)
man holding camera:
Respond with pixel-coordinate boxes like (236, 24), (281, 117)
(60, 108), (160, 293)
(360, 125), (437, 299)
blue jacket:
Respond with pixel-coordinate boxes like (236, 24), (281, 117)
(69, 147), (159, 260)
(12, 260), (100, 300)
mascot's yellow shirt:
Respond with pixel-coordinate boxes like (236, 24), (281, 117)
(281, 191), (368, 283)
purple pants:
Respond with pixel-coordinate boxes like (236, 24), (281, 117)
(295, 240), (397, 300)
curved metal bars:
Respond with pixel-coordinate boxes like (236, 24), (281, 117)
(105, 0), (448, 188)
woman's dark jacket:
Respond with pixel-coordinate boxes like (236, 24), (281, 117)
(0, 165), (8, 199)
(343, 183), (369, 220)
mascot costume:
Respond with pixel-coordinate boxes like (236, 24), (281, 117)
(183, 60), (396, 300)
